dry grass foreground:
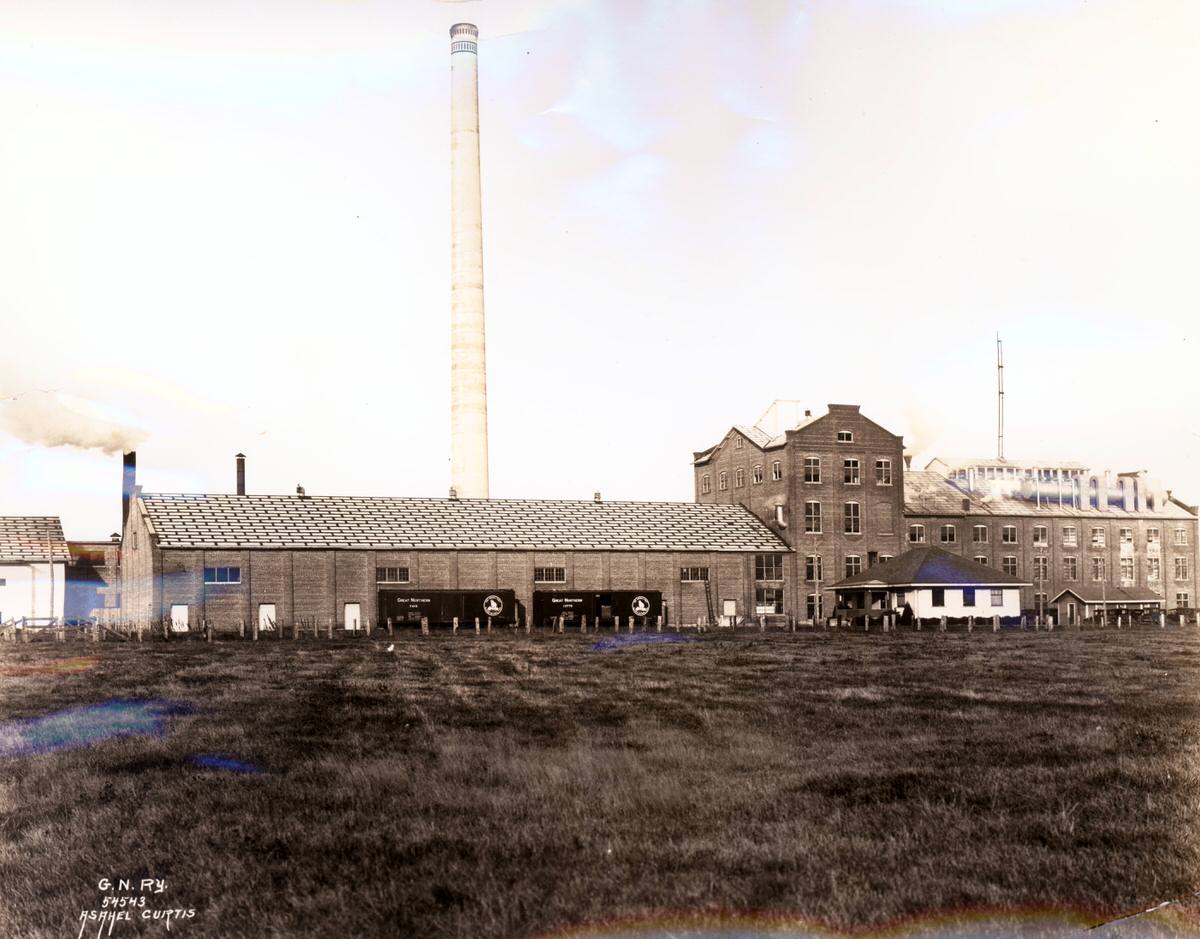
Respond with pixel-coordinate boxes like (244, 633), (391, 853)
(2, 630), (1199, 938)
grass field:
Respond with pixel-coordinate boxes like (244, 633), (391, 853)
(2, 628), (1199, 938)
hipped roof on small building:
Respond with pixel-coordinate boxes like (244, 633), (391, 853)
(0, 517), (71, 563)
(832, 546), (1030, 589)
(136, 493), (791, 552)
(1051, 586), (1165, 606)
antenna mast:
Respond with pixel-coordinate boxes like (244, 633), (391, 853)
(996, 334), (1004, 460)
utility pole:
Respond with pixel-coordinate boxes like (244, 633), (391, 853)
(996, 334), (1005, 461)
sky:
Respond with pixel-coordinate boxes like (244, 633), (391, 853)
(1, 0), (1197, 539)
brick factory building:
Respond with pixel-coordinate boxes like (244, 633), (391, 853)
(117, 455), (790, 632)
(694, 403), (1199, 624)
(693, 402), (907, 621)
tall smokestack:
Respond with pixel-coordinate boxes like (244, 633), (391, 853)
(122, 451), (136, 528)
(235, 452), (246, 496)
(449, 22), (490, 499)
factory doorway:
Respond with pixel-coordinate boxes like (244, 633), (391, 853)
(257, 604), (277, 633)
(169, 605), (189, 633)
(344, 603), (362, 632)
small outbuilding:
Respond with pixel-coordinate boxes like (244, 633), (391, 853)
(1050, 586), (1163, 627)
(0, 517), (70, 625)
(832, 546), (1029, 625)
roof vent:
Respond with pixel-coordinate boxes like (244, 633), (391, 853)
(296, 485), (306, 498)
(449, 486), (458, 500)
(594, 491), (602, 502)
(804, 409), (812, 418)
(110, 532), (121, 543)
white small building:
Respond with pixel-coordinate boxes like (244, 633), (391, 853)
(832, 546), (1029, 625)
(0, 517), (69, 625)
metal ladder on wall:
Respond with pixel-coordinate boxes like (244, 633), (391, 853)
(703, 577), (717, 628)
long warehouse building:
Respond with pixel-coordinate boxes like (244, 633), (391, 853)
(118, 457), (790, 632)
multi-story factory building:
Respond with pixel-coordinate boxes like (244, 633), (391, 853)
(905, 464), (1198, 624)
(693, 402), (906, 620)
(695, 404), (1199, 625)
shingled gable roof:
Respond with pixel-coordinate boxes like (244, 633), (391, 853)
(0, 517), (71, 563)
(831, 546), (1029, 589)
(136, 494), (790, 552)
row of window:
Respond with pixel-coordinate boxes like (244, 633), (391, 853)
(732, 429), (856, 450)
(923, 587), (1006, 608)
(907, 523), (1189, 548)
(700, 457), (895, 492)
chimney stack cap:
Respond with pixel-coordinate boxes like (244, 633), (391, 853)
(449, 487), (458, 500)
(296, 485), (306, 498)
(594, 492), (602, 502)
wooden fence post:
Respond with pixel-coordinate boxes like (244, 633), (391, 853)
(486, 616), (492, 634)
(387, 617), (393, 637)
(239, 619), (245, 639)
(627, 615), (634, 633)
(557, 615), (564, 634)
(252, 617), (259, 641)
(475, 617), (481, 636)
(992, 615), (999, 633)
(524, 612), (531, 635)
(939, 616), (946, 632)
(326, 618), (333, 640)
(581, 614), (588, 634)
(205, 621), (212, 643)
(759, 615), (766, 632)
(656, 615), (662, 633)
(420, 616), (429, 636)
(452, 616), (459, 635)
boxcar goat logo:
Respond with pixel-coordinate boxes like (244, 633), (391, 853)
(483, 595), (503, 617)
(631, 596), (650, 617)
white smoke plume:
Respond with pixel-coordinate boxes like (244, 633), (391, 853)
(1, 390), (146, 455)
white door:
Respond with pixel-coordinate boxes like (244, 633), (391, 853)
(722, 598), (737, 627)
(344, 603), (361, 632)
(170, 604), (189, 632)
(257, 604), (277, 632)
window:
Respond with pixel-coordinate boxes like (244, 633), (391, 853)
(837, 430), (853, 443)
(844, 502), (861, 534)
(1175, 528), (1189, 546)
(991, 589), (1004, 606)
(534, 567), (566, 583)
(1148, 558), (1161, 581)
(1120, 557), (1135, 586)
(879, 554), (894, 564)
(931, 587), (945, 607)
(940, 524), (956, 544)
(1062, 526), (1078, 547)
(752, 465), (763, 484)
(1119, 528), (1133, 545)
(1091, 558), (1105, 582)
(203, 566), (241, 584)
(1034, 591), (1048, 610)
(908, 524), (926, 544)
(963, 588), (976, 607)
(1091, 527), (1106, 548)
(806, 593), (823, 621)
(755, 586), (784, 614)
(680, 566), (709, 581)
(771, 461), (782, 481)
(974, 556), (989, 566)
(1002, 525), (1018, 544)
(1177, 593), (1192, 609)
(1176, 557), (1190, 581)
(845, 555), (862, 577)
(804, 457), (821, 483)
(719, 472), (728, 491)
(1002, 556), (1018, 576)
(804, 555), (823, 582)
(843, 459), (860, 484)
(875, 459), (892, 485)
(755, 553), (784, 581)
(733, 435), (743, 449)
(1063, 557), (1078, 581)
(700, 475), (711, 494)
(804, 501), (822, 533)
(376, 566), (410, 583)
(735, 468), (745, 488)
(972, 525), (989, 544)
(1147, 528), (1160, 545)
(1033, 526), (1048, 546)
(1033, 556), (1048, 580)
